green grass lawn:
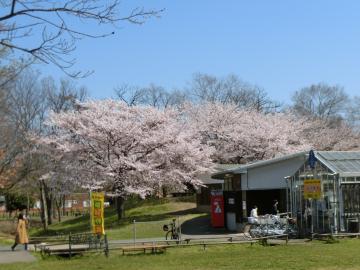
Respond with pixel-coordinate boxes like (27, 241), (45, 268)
(30, 197), (207, 240)
(3, 239), (360, 269)
(3, 197), (360, 269)
(0, 232), (13, 245)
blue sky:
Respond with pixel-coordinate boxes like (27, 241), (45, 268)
(38, 0), (360, 104)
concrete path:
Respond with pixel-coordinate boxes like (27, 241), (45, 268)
(0, 245), (36, 264)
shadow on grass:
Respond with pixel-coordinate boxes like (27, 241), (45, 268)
(181, 215), (230, 235)
(126, 208), (201, 223)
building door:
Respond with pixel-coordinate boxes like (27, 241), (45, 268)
(246, 189), (286, 216)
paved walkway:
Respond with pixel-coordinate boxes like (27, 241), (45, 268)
(0, 245), (36, 264)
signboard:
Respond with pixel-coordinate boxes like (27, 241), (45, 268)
(91, 192), (105, 235)
(210, 190), (224, 228)
(304, 179), (322, 199)
(242, 200), (247, 210)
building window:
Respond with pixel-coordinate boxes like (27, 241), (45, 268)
(83, 200), (90, 207)
(65, 200), (72, 208)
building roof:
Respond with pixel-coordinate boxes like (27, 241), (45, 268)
(212, 152), (307, 179)
(211, 151), (360, 179)
(316, 151), (360, 177)
(199, 164), (241, 185)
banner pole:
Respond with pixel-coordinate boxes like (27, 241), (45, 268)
(89, 191), (92, 233)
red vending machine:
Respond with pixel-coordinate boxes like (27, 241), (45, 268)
(210, 190), (224, 228)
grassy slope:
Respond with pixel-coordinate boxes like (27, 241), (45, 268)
(0, 232), (13, 245)
(3, 239), (360, 270)
(30, 198), (206, 239)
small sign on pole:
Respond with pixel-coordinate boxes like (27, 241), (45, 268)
(304, 179), (322, 199)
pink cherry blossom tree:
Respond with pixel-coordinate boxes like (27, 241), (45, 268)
(184, 102), (312, 163)
(301, 118), (360, 151)
(38, 100), (214, 219)
(36, 99), (360, 222)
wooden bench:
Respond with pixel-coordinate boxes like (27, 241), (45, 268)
(313, 232), (360, 241)
(40, 244), (89, 256)
(255, 234), (289, 246)
(194, 240), (256, 250)
(121, 245), (168, 255)
(183, 235), (243, 244)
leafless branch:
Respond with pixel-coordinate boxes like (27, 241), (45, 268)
(0, 0), (163, 77)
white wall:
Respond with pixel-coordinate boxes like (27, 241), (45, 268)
(242, 156), (305, 190)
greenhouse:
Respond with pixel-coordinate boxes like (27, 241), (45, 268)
(288, 151), (360, 235)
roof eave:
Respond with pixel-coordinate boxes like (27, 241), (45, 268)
(339, 172), (360, 178)
(211, 151), (308, 179)
(211, 169), (247, 180)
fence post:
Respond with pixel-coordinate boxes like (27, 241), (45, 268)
(178, 216), (182, 242)
(69, 232), (72, 259)
(104, 234), (109, 257)
(133, 219), (136, 247)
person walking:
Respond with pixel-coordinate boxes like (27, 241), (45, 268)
(272, 199), (279, 215)
(11, 214), (29, 251)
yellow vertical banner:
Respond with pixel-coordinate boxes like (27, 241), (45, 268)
(91, 192), (105, 235)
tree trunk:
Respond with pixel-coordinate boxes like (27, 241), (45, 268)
(116, 196), (125, 221)
(55, 197), (62, 222)
(40, 180), (48, 231)
(62, 194), (66, 216)
(162, 187), (168, 198)
(44, 184), (53, 225)
(57, 204), (61, 222)
(26, 192), (30, 216)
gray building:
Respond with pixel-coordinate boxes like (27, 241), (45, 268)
(212, 151), (360, 234)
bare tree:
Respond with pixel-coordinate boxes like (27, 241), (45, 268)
(5, 69), (46, 134)
(114, 74), (279, 111)
(0, 68), (88, 227)
(346, 96), (360, 130)
(36, 75), (88, 226)
(188, 73), (281, 112)
(0, 68), (45, 182)
(42, 76), (88, 113)
(141, 84), (166, 108)
(0, 1), (163, 77)
(161, 89), (187, 108)
(114, 84), (146, 106)
(114, 84), (187, 108)
(291, 83), (349, 122)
